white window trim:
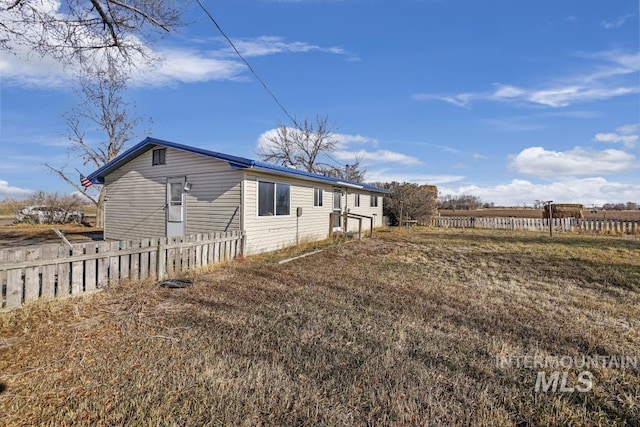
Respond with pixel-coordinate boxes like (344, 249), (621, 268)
(370, 195), (378, 208)
(257, 180), (292, 217)
(354, 193), (360, 207)
(313, 187), (324, 208)
(332, 188), (343, 231)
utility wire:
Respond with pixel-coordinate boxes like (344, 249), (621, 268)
(194, 0), (300, 130)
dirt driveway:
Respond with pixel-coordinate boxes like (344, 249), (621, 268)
(0, 217), (102, 249)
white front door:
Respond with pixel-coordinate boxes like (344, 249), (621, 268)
(166, 177), (186, 237)
(333, 189), (342, 230)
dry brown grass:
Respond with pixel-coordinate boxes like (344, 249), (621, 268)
(1, 228), (639, 425)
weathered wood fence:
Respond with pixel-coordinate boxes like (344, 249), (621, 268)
(0, 231), (244, 311)
(430, 217), (640, 234)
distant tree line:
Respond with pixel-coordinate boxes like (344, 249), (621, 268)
(600, 202), (638, 211)
(438, 194), (485, 210)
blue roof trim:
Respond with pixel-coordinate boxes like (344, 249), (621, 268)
(86, 137), (255, 183)
(87, 137), (390, 194)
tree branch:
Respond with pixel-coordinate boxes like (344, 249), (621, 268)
(88, 0), (119, 47)
(108, 0), (171, 32)
(44, 163), (99, 205)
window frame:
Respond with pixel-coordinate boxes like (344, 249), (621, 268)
(152, 148), (166, 166)
(313, 187), (324, 207)
(370, 195), (378, 207)
(354, 193), (360, 207)
(257, 180), (291, 217)
(167, 180), (184, 222)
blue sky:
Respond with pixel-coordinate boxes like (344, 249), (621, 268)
(1, 0), (638, 206)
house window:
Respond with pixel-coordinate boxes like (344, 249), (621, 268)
(152, 148), (166, 165)
(314, 188), (323, 207)
(354, 193), (360, 207)
(258, 181), (290, 216)
(370, 195), (378, 207)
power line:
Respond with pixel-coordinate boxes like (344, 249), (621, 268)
(194, 0), (300, 130)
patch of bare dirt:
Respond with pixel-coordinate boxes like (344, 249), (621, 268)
(0, 223), (102, 249)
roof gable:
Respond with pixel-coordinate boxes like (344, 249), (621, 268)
(87, 137), (390, 194)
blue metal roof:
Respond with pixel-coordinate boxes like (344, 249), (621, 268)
(87, 137), (390, 194)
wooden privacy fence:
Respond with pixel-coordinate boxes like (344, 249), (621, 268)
(0, 231), (244, 311)
(430, 217), (640, 234)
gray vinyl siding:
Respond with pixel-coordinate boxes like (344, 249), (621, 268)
(243, 172), (335, 255)
(103, 146), (241, 240)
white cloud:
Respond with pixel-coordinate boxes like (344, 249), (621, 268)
(408, 141), (462, 154)
(481, 110), (601, 132)
(524, 86), (637, 107)
(593, 133), (638, 147)
(0, 179), (33, 199)
(593, 124), (639, 148)
(617, 124), (639, 134)
(333, 133), (378, 148)
(135, 49), (245, 85)
(256, 128), (418, 167)
(333, 149), (420, 165)
(438, 177), (640, 206)
(365, 169), (465, 185)
(510, 146), (639, 177)
(414, 50), (640, 108)
(412, 93), (475, 108)
(230, 36), (348, 58)
(601, 14), (634, 29)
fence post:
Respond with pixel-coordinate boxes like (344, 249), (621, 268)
(241, 232), (247, 257)
(329, 212), (334, 238)
(157, 239), (166, 281)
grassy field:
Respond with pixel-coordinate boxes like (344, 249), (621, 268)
(439, 208), (640, 221)
(1, 228), (639, 425)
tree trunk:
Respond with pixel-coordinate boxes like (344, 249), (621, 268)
(95, 187), (106, 228)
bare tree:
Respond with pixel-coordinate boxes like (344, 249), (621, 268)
(258, 115), (367, 182)
(258, 116), (337, 172)
(382, 182), (438, 226)
(1, 0), (183, 63)
(321, 157), (367, 182)
(45, 53), (144, 227)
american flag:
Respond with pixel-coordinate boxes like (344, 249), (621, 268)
(80, 173), (92, 189)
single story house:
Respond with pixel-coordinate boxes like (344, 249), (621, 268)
(87, 137), (390, 255)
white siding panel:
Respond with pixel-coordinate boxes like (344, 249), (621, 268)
(242, 172), (385, 255)
(104, 147), (241, 240)
(345, 191), (384, 232)
(243, 172), (335, 255)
